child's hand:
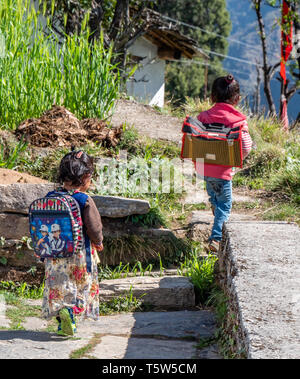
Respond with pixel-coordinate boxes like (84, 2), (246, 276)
(93, 243), (104, 252)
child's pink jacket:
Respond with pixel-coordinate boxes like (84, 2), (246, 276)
(195, 102), (252, 181)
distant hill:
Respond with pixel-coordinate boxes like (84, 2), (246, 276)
(225, 0), (298, 122)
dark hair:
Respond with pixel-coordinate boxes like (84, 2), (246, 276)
(58, 149), (94, 186)
(211, 74), (240, 104)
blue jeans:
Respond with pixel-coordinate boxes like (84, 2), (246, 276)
(205, 177), (232, 242)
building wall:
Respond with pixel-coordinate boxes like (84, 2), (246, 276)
(127, 37), (165, 107)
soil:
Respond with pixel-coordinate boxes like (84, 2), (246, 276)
(0, 266), (44, 286)
(0, 168), (49, 185)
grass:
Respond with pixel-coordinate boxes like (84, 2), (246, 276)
(0, 280), (44, 299)
(178, 249), (218, 304)
(99, 286), (145, 315)
(102, 234), (191, 268)
(70, 333), (102, 359)
(206, 285), (246, 359)
(0, 0), (120, 131)
(98, 260), (154, 281)
(0, 290), (41, 330)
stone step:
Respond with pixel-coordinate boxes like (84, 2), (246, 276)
(99, 275), (196, 310)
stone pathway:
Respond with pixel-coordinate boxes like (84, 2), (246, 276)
(0, 297), (221, 359)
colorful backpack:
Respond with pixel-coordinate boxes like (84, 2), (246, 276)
(28, 191), (84, 259)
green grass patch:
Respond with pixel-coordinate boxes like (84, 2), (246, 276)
(178, 250), (218, 304)
(0, 280), (44, 299)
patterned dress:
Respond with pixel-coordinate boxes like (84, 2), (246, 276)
(41, 190), (100, 321)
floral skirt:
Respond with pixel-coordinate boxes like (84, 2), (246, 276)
(41, 244), (99, 321)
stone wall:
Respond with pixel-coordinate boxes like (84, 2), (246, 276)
(0, 183), (186, 268)
(218, 221), (300, 359)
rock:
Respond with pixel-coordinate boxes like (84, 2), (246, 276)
(92, 195), (150, 218)
(0, 184), (150, 218)
(0, 213), (29, 239)
(0, 168), (49, 185)
(0, 239), (40, 268)
(0, 310), (221, 359)
(0, 184), (55, 214)
(91, 335), (198, 359)
(99, 275), (195, 310)
(81, 310), (217, 340)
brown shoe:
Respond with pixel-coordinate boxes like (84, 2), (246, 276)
(209, 240), (220, 252)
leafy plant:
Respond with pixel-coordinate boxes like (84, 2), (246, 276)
(0, 257), (7, 265)
(98, 260), (153, 281)
(178, 251), (218, 303)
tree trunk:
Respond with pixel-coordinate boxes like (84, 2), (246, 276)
(255, 63), (261, 114)
(253, 0), (277, 117)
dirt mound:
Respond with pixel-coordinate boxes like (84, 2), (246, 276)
(0, 168), (49, 185)
(15, 105), (123, 148)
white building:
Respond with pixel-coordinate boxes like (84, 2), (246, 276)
(126, 23), (208, 107)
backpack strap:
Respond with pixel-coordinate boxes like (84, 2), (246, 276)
(71, 192), (92, 274)
(46, 190), (92, 273)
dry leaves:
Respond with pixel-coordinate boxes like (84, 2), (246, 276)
(15, 105), (123, 148)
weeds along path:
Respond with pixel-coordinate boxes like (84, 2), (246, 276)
(110, 99), (258, 216)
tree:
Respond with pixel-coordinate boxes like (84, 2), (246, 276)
(41, 1), (161, 74)
(251, 0), (300, 120)
(155, 0), (231, 104)
(251, 0), (279, 117)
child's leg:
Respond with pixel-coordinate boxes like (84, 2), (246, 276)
(205, 177), (232, 242)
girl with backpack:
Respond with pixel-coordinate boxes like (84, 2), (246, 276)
(42, 150), (103, 336)
(195, 74), (252, 253)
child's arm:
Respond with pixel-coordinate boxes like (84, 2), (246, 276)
(241, 120), (252, 159)
(82, 197), (103, 250)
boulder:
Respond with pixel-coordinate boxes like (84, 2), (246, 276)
(0, 184), (150, 218)
(0, 183), (55, 214)
(92, 195), (150, 218)
(99, 275), (195, 310)
(0, 213), (30, 239)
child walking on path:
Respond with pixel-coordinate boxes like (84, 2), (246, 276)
(42, 150), (103, 336)
(195, 74), (252, 252)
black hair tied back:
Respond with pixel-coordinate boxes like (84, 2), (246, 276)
(58, 149), (94, 186)
(211, 73), (240, 104)
(225, 74), (234, 84)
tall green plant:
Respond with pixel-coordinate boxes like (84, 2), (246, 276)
(0, 0), (120, 130)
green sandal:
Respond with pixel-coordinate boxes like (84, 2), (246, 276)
(58, 308), (75, 336)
